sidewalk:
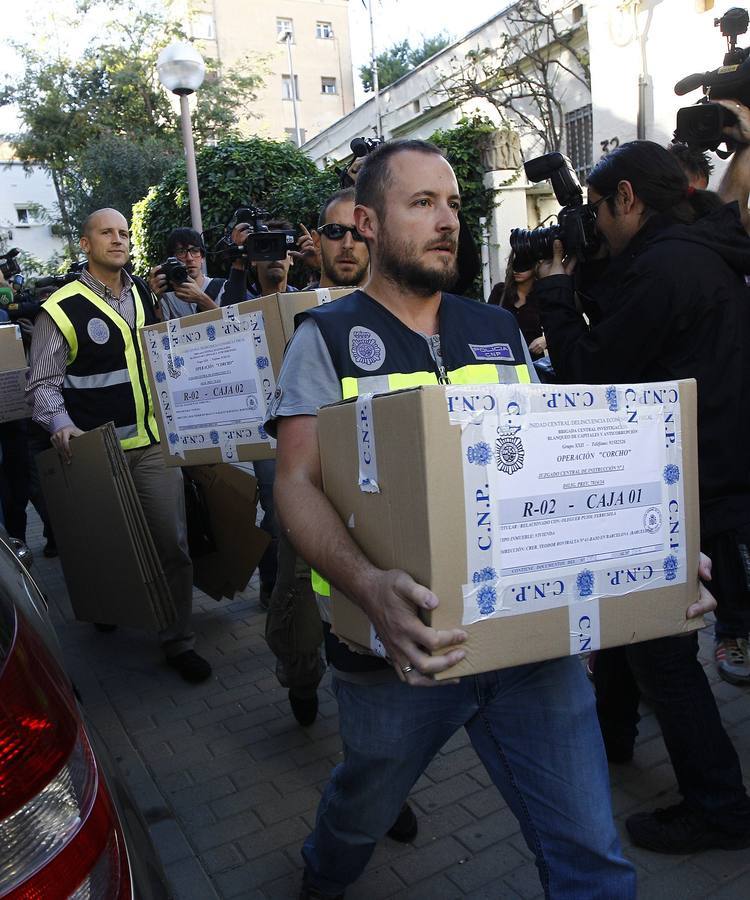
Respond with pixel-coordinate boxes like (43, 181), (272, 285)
(26, 514), (750, 899)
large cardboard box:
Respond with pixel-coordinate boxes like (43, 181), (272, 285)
(0, 324), (29, 423)
(38, 424), (176, 630)
(318, 380), (702, 679)
(140, 288), (353, 467)
(185, 464), (271, 601)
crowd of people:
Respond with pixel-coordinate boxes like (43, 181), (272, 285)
(2, 102), (750, 898)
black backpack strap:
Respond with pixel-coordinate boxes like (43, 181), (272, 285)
(204, 278), (226, 302)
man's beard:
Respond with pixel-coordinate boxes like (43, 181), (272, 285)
(321, 255), (369, 287)
(377, 229), (458, 296)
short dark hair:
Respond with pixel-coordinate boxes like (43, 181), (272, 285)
(264, 218), (293, 232)
(667, 142), (714, 185)
(318, 188), (355, 227)
(166, 227), (205, 256)
(355, 139), (445, 217)
(587, 140), (696, 225)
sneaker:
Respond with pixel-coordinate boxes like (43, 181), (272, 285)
(715, 637), (750, 685)
(289, 689), (318, 727)
(386, 802), (418, 843)
(626, 802), (750, 853)
(167, 650), (212, 683)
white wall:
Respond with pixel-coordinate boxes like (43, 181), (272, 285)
(587, 0), (731, 182)
(0, 160), (67, 271)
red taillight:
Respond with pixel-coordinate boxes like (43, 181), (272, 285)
(0, 608), (132, 899)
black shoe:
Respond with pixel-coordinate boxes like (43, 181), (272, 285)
(94, 622), (118, 633)
(626, 802), (750, 853)
(167, 650), (212, 683)
(289, 689), (318, 726)
(259, 581), (273, 611)
(43, 540), (58, 558)
(298, 876), (343, 900)
(386, 802), (418, 843)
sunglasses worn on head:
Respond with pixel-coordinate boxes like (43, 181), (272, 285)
(318, 223), (365, 242)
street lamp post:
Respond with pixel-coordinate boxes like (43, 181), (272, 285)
(280, 31), (302, 147)
(157, 42), (206, 236)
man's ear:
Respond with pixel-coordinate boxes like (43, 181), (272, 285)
(312, 229), (321, 253)
(617, 180), (637, 213)
(354, 204), (376, 241)
(79, 236), (89, 255)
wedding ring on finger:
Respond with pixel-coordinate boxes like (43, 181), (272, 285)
(401, 664), (414, 675)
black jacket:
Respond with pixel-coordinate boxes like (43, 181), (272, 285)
(535, 203), (750, 539)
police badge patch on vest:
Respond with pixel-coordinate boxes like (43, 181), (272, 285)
(87, 317), (111, 345)
(469, 342), (514, 362)
(349, 326), (386, 372)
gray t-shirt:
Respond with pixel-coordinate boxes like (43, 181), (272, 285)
(265, 315), (539, 435)
(159, 276), (226, 320)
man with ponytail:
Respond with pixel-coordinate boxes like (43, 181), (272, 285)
(536, 140), (750, 854)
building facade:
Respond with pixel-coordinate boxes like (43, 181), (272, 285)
(302, 1), (591, 290)
(0, 144), (67, 273)
(181, 0), (355, 144)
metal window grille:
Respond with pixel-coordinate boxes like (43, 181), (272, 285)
(565, 105), (593, 181)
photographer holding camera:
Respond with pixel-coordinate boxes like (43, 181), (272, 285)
(532, 140), (750, 854)
(149, 228), (226, 320)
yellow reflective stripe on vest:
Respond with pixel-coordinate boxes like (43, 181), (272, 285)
(449, 362), (530, 385)
(44, 280), (157, 451)
(310, 568), (331, 596)
(388, 371), (439, 391)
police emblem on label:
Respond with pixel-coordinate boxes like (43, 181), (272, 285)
(87, 318), (110, 345)
(643, 507), (662, 534)
(469, 342), (513, 362)
(495, 432), (524, 475)
(349, 327), (386, 372)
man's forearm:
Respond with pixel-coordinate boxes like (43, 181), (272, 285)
(275, 472), (379, 612)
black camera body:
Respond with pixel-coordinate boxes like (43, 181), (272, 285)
(0, 248), (21, 280)
(674, 7), (750, 153)
(227, 206), (296, 264)
(159, 256), (190, 288)
(33, 262), (89, 295)
(509, 152), (599, 269)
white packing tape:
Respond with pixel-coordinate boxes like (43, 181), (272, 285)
(221, 303), (240, 324)
(355, 393), (380, 493)
(315, 288), (333, 305)
(220, 440), (237, 463)
(369, 624), (387, 658)
(569, 599), (601, 656)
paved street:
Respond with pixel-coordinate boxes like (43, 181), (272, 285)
(26, 513), (750, 899)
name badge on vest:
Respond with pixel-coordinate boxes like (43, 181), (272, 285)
(469, 342), (514, 362)
(349, 326), (386, 372)
(87, 317), (111, 345)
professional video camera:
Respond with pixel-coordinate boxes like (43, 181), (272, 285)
(339, 136), (384, 186)
(509, 152), (600, 269)
(33, 261), (87, 293)
(674, 7), (750, 154)
(218, 206), (296, 265)
(0, 248), (21, 280)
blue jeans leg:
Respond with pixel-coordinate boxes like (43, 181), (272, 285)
(303, 661), (635, 899)
(302, 676), (470, 895)
(466, 658), (635, 899)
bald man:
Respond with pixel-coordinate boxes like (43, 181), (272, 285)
(27, 208), (211, 683)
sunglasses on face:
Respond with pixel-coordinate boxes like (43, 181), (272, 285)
(318, 223), (365, 242)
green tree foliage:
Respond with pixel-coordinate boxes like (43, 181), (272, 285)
(359, 33), (451, 93)
(131, 138), (339, 280)
(1, 9), (264, 247)
(429, 115), (497, 299)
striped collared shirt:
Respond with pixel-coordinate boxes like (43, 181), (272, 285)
(26, 268), (137, 433)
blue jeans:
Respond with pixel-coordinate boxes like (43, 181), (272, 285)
(303, 657), (635, 898)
